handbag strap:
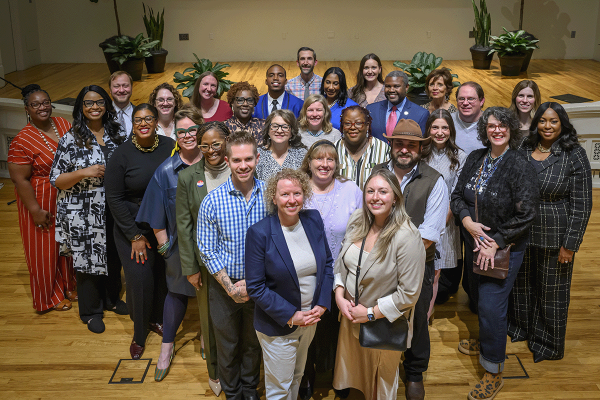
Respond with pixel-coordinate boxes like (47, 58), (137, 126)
(474, 161), (484, 223)
(354, 237), (368, 304)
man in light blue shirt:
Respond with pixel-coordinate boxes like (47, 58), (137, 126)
(197, 131), (266, 400)
(377, 119), (448, 400)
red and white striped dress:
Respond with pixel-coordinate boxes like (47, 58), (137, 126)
(8, 117), (75, 311)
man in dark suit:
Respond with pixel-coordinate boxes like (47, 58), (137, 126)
(109, 71), (135, 138)
(367, 71), (429, 141)
(253, 64), (304, 120)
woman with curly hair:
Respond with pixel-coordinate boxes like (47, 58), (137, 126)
(320, 67), (359, 131)
(246, 168), (333, 400)
(224, 81), (264, 143)
(451, 106), (539, 400)
(348, 53), (386, 107)
(148, 82), (184, 138)
(421, 68), (458, 114)
(49, 85), (127, 332)
(256, 109), (307, 181)
(509, 102), (592, 363)
(8, 84), (76, 312)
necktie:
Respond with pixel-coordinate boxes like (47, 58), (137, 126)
(117, 110), (126, 130)
(386, 106), (398, 137)
(304, 82), (310, 100)
(271, 99), (278, 113)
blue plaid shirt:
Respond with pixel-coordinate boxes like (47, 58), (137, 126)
(197, 177), (267, 279)
(285, 74), (322, 99)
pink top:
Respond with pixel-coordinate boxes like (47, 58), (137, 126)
(203, 99), (233, 122)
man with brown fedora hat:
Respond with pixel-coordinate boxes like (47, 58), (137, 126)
(374, 118), (448, 400)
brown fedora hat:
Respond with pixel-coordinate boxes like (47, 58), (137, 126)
(382, 119), (430, 142)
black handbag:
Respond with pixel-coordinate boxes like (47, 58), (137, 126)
(354, 237), (410, 352)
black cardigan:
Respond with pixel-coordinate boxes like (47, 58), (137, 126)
(450, 148), (540, 249)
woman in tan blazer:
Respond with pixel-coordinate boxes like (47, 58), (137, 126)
(332, 169), (425, 399)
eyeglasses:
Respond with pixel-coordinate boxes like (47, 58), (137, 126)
(156, 97), (175, 104)
(457, 97), (479, 104)
(83, 99), (106, 108)
(342, 121), (365, 129)
(486, 124), (508, 132)
(133, 115), (157, 125)
(234, 97), (255, 106)
(199, 142), (224, 152)
(29, 100), (51, 109)
(270, 123), (291, 132)
(175, 125), (200, 137)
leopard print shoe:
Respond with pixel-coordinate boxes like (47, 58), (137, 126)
(468, 372), (504, 400)
(458, 338), (480, 355)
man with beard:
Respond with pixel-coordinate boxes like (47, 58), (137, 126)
(109, 71), (135, 138)
(286, 47), (322, 100)
(374, 119), (448, 400)
(254, 64), (303, 119)
(367, 71), (429, 142)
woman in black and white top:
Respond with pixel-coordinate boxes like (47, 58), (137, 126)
(50, 85), (126, 333)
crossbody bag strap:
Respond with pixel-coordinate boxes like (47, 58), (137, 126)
(354, 237), (368, 304)
(474, 161), (484, 223)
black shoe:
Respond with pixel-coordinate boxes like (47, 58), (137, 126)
(106, 300), (128, 315)
(334, 388), (350, 399)
(434, 290), (450, 305)
(86, 317), (105, 334)
(299, 382), (313, 400)
(243, 391), (260, 400)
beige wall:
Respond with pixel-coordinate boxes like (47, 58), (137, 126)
(595, 4), (600, 61)
(36, 0), (599, 63)
(11, 0), (41, 70)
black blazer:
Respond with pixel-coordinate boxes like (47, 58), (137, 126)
(245, 209), (334, 337)
(451, 148), (540, 249)
(520, 142), (592, 251)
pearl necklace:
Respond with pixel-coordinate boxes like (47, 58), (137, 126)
(537, 142), (551, 153)
(132, 135), (159, 152)
(30, 119), (60, 155)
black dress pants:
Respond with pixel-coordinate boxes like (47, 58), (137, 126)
(113, 226), (167, 346)
(403, 260), (435, 382)
(104, 206), (122, 306)
(76, 271), (104, 322)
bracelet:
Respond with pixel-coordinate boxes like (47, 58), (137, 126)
(288, 321), (293, 328)
(157, 240), (170, 255)
(130, 233), (143, 242)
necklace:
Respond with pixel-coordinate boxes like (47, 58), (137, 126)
(31, 119), (60, 155)
(537, 142), (551, 153)
(132, 134), (159, 152)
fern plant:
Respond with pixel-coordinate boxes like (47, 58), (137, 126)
(472, 0), (491, 48)
(173, 54), (235, 99)
(142, 3), (164, 51)
(393, 52), (460, 93)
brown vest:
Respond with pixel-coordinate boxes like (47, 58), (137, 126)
(374, 161), (441, 262)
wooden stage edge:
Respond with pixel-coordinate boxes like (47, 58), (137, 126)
(1, 59), (600, 399)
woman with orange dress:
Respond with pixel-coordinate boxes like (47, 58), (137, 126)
(8, 84), (76, 312)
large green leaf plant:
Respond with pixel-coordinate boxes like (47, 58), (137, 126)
(143, 3), (164, 51)
(173, 54), (235, 99)
(393, 52), (460, 93)
(472, 0), (491, 48)
(103, 33), (159, 65)
(488, 28), (539, 57)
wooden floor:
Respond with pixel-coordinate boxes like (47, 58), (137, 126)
(1, 59), (600, 108)
(1, 60), (600, 399)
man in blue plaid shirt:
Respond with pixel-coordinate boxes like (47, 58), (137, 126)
(285, 46), (322, 100)
(197, 131), (266, 400)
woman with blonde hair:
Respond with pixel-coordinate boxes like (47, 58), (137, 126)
(297, 94), (342, 147)
(333, 168), (425, 399)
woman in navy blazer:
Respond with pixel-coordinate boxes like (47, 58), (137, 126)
(246, 168), (334, 400)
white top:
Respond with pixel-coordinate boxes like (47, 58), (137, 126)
(451, 112), (484, 155)
(281, 220), (317, 311)
(267, 92), (285, 115)
(299, 128), (342, 148)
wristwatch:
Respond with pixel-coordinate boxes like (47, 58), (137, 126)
(367, 307), (375, 321)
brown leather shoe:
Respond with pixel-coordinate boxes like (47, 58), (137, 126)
(66, 290), (78, 301)
(149, 322), (164, 337)
(406, 380), (425, 400)
(130, 340), (145, 360)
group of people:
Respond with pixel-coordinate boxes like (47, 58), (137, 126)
(7, 46), (592, 400)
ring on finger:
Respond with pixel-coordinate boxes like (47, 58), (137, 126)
(139, 252), (143, 256)
(479, 236), (484, 241)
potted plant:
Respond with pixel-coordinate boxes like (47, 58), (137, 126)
(488, 28), (539, 76)
(103, 33), (159, 81)
(173, 54), (235, 99)
(470, 0), (493, 69)
(91, 0), (127, 74)
(393, 52), (460, 105)
(142, 3), (168, 73)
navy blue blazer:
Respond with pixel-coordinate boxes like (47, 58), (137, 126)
(253, 92), (304, 120)
(366, 99), (429, 142)
(245, 209), (334, 337)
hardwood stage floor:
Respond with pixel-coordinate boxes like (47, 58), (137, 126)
(1, 60), (600, 399)
(1, 59), (600, 108)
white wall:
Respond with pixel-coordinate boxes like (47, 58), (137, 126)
(36, 0), (600, 63)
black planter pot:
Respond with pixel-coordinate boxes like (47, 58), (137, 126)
(498, 55), (525, 76)
(406, 88), (429, 106)
(120, 58), (145, 81)
(470, 46), (494, 70)
(521, 48), (534, 72)
(99, 36), (124, 75)
(145, 49), (169, 73)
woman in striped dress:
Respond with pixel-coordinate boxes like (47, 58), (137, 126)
(8, 84), (76, 312)
(421, 109), (467, 321)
